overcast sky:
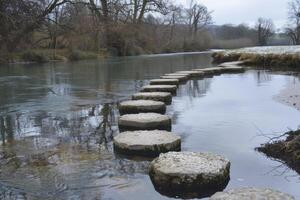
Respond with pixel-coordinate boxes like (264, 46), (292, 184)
(181, 0), (290, 29)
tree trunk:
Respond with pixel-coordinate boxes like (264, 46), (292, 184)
(137, 0), (147, 24)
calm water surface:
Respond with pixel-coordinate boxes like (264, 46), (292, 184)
(0, 52), (300, 199)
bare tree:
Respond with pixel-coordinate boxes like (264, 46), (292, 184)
(185, 1), (212, 39)
(255, 18), (275, 46)
(0, 0), (71, 52)
(286, 0), (300, 45)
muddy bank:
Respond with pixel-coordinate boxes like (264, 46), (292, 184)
(256, 130), (300, 174)
(274, 76), (300, 111)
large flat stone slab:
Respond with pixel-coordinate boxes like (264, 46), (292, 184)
(193, 67), (224, 74)
(118, 113), (171, 132)
(220, 66), (245, 73)
(210, 187), (295, 200)
(160, 75), (188, 82)
(175, 70), (205, 78)
(113, 130), (181, 156)
(132, 92), (172, 105)
(119, 100), (166, 115)
(149, 151), (230, 198)
(150, 79), (179, 86)
(141, 85), (177, 95)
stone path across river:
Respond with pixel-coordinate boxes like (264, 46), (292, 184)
(111, 62), (295, 199)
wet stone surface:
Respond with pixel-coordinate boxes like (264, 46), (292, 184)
(221, 66), (245, 73)
(160, 75), (188, 82)
(149, 151), (230, 198)
(119, 100), (166, 115)
(175, 71), (205, 77)
(118, 113), (172, 132)
(193, 67), (224, 74)
(113, 130), (181, 156)
(150, 79), (179, 86)
(141, 85), (177, 95)
(132, 92), (172, 105)
(210, 187), (295, 200)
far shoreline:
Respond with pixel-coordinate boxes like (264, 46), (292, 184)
(0, 49), (214, 66)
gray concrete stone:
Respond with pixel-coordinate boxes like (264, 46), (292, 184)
(210, 187), (295, 200)
(193, 67), (224, 74)
(150, 79), (179, 86)
(220, 66), (245, 73)
(149, 152), (230, 194)
(118, 113), (172, 132)
(141, 85), (177, 95)
(119, 100), (166, 115)
(160, 75), (188, 82)
(113, 130), (181, 156)
(175, 70), (205, 77)
(132, 92), (172, 105)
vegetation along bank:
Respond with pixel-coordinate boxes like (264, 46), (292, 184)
(212, 46), (300, 69)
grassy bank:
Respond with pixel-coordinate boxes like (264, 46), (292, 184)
(212, 46), (300, 70)
(256, 130), (300, 174)
(0, 49), (108, 64)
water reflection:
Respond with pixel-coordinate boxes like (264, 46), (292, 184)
(0, 103), (151, 199)
(0, 54), (300, 199)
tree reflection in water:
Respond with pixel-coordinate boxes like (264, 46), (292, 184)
(0, 103), (124, 198)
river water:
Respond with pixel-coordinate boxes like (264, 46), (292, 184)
(0, 52), (300, 199)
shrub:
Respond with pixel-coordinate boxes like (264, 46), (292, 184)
(68, 50), (98, 61)
(21, 51), (49, 63)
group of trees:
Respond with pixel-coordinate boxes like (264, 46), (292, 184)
(1, 0), (300, 59)
(254, 0), (300, 46)
(0, 0), (213, 57)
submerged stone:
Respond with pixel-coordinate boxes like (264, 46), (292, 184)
(132, 92), (172, 105)
(118, 113), (171, 132)
(210, 187), (295, 200)
(149, 151), (230, 198)
(113, 130), (181, 156)
(119, 100), (166, 115)
(150, 79), (179, 86)
(141, 85), (177, 95)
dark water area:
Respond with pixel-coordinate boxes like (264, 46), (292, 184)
(0, 52), (300, 199)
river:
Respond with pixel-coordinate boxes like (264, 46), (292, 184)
(0, 52), (299, 199)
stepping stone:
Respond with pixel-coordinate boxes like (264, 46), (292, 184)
(220, 66), (245, 73)
(150, 79), (179, 86)
(132, 92), (172, 105)
(149, 152), (230, 198)
(210, 187), (295, 200)
(141, 85), (177, 95)
(119, 100), (166, 115)
(160, 75), (188, 82)
(194, 67), (224, 74)
(164, 73), (189, 78)
(118, 113), (171, 132)
(113, 130), (181, 156)
(175, 70), (205, 77)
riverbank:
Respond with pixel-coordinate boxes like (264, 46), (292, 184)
(274, 75), (300, 111)
(0, 49), (108, 64)
(256, 129), (300, 174)
(212, 46), (300, 70)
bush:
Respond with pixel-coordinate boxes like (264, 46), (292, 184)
(21, 51), (49, 63)
(68, 50), (98, 61)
